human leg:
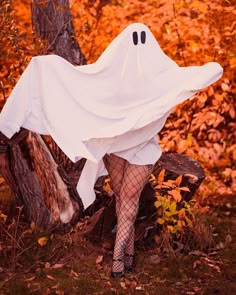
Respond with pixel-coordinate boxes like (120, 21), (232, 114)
(112, 163), (153, 275)
(103, 154), (126, 216)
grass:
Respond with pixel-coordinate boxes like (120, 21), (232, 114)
(0, 180), (236, 295)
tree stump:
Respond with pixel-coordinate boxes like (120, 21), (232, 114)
(82, 153), (205, 246)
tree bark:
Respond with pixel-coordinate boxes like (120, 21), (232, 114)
(0, 130), (83, 231)
(0, 0), (87, 231)
(31, 0), (86, 65)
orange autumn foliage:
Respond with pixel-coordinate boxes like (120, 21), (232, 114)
(0, 0), (235, 197)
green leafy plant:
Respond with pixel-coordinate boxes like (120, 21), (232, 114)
(150, 170), (213, 255)
(150, 170), (196, 233)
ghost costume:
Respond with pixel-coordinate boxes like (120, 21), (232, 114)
(0, 23), (223, 208)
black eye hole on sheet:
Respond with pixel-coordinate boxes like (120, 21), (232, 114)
(132, 31), (146, 45)
(141, 31), (146, 44)
(133, 31), (138, 45)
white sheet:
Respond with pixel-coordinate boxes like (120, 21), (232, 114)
(0, 23), (223, 209)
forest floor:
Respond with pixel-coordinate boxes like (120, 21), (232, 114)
(0, 182), (235, 295)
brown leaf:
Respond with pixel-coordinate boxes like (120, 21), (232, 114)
(51, 263), (65, 269)
(120, 282), (126, 289)
(229, 106), (235, 119)
(70, 269), (79, 278)
(157, 169), (165, 185)
(46, 275), (56, 281)
(193, 260), (201, 269)
(175, 175), (183, 186)
(96, 255), (103, 264)
(23, 276), (36, 282)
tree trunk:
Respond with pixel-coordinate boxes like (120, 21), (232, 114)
(0, 0), (87, 231)
(31, 0), (86, 65)
(0, 130), (84, 231)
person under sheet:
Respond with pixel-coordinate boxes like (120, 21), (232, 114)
(0, 22), (223, 277)
(0, 23), (223, 208)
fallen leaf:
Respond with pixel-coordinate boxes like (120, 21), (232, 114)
(46, 275), (56, 281)
(96, 264), (103, 270)
(104, 281), (112, 287)
(131, 281), (137, 289)
(135, 285), (144, 291)
(96, 255), (103, 264)
(149, 254), (161, 264)
(221, 82), (230, 91)
(38, 236), (48, 246)
(70, 269), (79, 278)
(157, 217), (165, 225)
(193, 260), (201, 269)
(51, 263), (65, 269)
(124, 278), (131, 286)
(225, 234), (232, 243)
(30, 222), (36, 231)
(189, 250), (207, 256)
(23, 276), (36, 282)
(55, 290), (65, 295)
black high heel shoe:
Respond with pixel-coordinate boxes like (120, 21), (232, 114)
(111, 258), (125, 278)
(124, 254), (134, 272)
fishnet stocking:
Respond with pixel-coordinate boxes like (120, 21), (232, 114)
(104, 154), (153, 274)
(103, 154), (125, 216)
(112, 163), (153, 273)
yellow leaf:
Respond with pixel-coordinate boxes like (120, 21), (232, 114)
(169, 202), (177, 214)
(167, 225), (174, 232)
(171, 225), (181, 233)
(164, 211), (172, 219)
(157, 217), (165, 225)
(186, 133), (192, 147)
(154, 200), (162, 208)
(38, 236), (48, 246)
